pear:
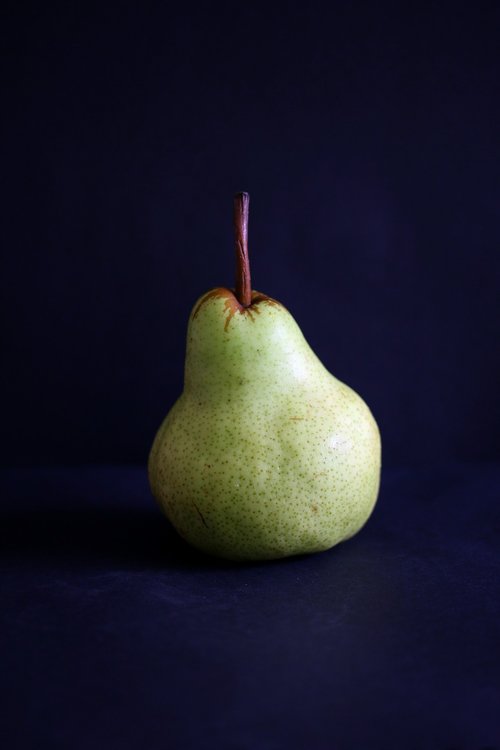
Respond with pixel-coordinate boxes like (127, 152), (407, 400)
(149, 193), (381, 561)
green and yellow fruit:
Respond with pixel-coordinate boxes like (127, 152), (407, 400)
(149, 193), (381, 560)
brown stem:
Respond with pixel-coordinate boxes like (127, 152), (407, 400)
(233, 191), (252, 307)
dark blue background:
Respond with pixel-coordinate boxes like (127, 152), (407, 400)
(2, 1), (499, 467)
(2, 4), (500, 750)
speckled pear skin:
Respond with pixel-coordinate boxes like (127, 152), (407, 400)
(148, 287), (381, 561)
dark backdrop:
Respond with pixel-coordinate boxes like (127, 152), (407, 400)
(2, 1), (499, 468)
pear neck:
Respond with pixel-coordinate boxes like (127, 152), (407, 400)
(184, 295), (328, 395)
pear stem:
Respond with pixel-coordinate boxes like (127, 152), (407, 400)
(234, 191), (252, 307)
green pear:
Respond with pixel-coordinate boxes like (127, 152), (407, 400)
(149, 193), (381, 561)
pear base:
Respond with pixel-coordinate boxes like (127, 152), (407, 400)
(165, 517), (372, 563)
(150, 466), (380, 563)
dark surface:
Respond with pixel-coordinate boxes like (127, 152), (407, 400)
(2, 3), (500, 467)
(1, 465), (499, 749)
